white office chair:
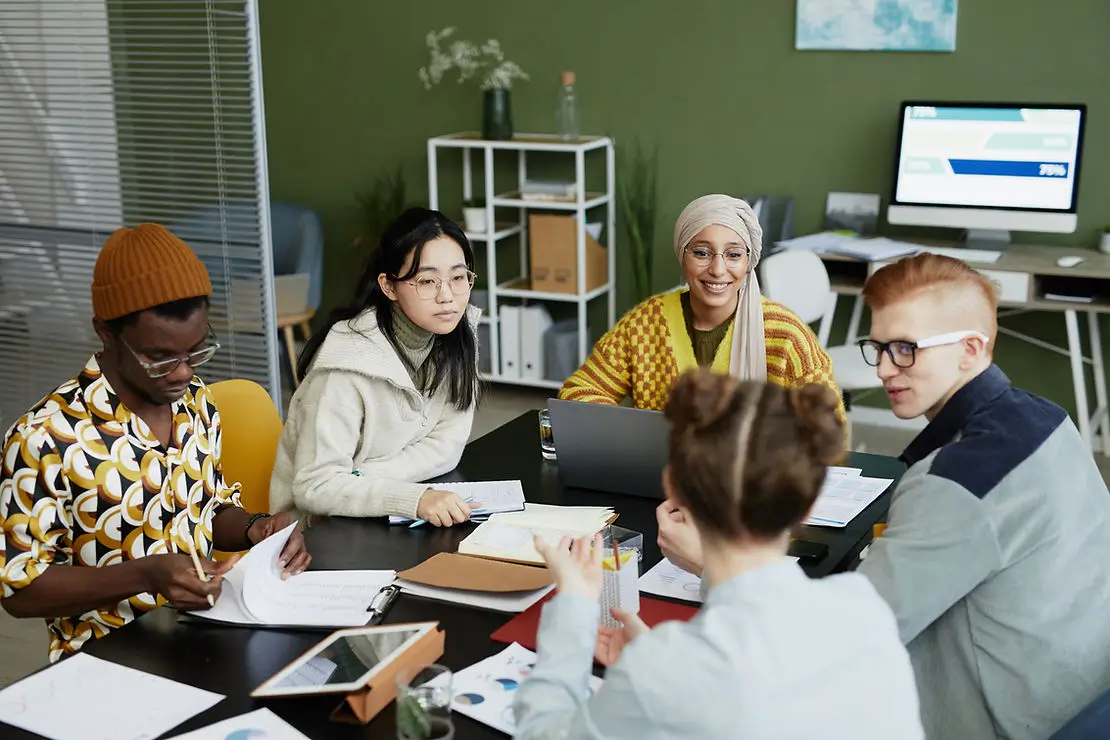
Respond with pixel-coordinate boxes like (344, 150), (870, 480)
(758, 250), (883, 399)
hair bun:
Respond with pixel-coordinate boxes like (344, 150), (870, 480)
(788, 384), (845, 465)
(666, 369), (740, 432)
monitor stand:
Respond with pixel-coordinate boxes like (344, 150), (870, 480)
(964, 228), (1011, 251)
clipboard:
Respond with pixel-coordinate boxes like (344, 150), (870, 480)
(177, 583), (401, 631)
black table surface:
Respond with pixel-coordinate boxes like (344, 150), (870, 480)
(3, 411), (905, 740)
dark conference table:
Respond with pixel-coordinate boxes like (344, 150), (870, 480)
(3, 411), (904, 740)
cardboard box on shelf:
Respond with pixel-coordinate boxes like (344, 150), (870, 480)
(528, 214), (607, 295)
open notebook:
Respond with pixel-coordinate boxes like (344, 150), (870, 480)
(186, 523), (396, 628)
(457, 504), (617, 566)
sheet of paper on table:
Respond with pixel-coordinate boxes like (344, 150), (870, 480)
(638, 555), (800, 604)
(442, 642), (603, 736)
(389, 480), (526, 524)
(0, 653), (223, 740)
(167, 708), (309, 739)
(805, 475), (894, 527)
(189, 522), (395, 628)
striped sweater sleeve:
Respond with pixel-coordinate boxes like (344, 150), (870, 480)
(764, 301), (848, 426)
(558, 310), (635, 406)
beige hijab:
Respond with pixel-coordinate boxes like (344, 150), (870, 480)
(673, 194), (766, 381)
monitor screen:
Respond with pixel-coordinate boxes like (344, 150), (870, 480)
(892, 103), (1085, 213)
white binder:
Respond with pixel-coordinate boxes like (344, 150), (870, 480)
(499, 304), (522, 379)
(520, 305), (553, 381)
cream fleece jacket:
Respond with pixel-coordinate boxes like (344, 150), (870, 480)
(269, 306), (479, 519)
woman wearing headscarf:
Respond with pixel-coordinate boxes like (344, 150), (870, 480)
(559, 194), (845, 419)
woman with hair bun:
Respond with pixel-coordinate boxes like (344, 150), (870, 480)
(513, 370), (922, 740)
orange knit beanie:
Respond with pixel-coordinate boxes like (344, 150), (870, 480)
(91, 223), (212, 320)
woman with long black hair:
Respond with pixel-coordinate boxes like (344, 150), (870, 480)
(269, 207), (481, 526)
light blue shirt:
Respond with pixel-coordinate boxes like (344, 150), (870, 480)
(513, 559), (923, 739)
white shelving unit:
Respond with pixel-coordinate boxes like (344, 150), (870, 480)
(427, 132), (616, 390)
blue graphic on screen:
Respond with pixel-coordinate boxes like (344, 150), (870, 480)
(895, 105), (1082, 211)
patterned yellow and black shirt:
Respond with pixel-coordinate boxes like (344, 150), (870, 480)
(0, 356), (242, 662)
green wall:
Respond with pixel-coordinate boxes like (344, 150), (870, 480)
(258, 0), (1109, 417)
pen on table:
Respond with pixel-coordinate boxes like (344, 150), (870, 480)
(367, 584), (401, 624)
(408, 494), (476, 529)
(184, 536), (215, 607)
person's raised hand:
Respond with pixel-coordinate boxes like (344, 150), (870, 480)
(142, 552), (239, 611)
(656, 500), (704, 577)
(595, 607), (649, 667)
(534, 533), (603, 601)
(416, 489), (477, 527)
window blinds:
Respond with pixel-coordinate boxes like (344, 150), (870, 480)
(0, 0), (280, 430)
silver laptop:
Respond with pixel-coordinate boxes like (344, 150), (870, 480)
(546, 399), (670, 499)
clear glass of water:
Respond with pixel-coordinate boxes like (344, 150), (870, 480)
(538, 408), (557, 460)
(396, 664), (454, 740)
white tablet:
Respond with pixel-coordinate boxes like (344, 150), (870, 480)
(251, 622), (438, 697)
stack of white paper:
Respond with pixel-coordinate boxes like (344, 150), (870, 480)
(0, 653), (223, 740)
(389, 480), (526, 525)
(805, 475), (894, 527)
(191, 523), (396, 628)
(396, 581), (554, 613)
(638, 558), (705, 604)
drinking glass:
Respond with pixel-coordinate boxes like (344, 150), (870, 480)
(538, 408), (557, 460)
(395, 664), (453, 740)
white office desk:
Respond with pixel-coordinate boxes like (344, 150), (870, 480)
(817, 242), (1110, 454)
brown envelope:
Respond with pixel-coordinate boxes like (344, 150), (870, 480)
(397, 552), (553, 592)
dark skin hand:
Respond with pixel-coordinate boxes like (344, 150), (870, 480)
(0, 552), (237, 618)
(214, 508), (312, 578)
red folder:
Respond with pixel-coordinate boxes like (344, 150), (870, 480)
(490, 593), (699, 651)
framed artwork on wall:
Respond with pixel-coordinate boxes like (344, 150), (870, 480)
(795, 0), (957, 52)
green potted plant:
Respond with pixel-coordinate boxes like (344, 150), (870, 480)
(418, 28), (529, 140)
(617, 139), (660, 302)
(1101, 224), (1110, 255)
(462, 197), (487, 235)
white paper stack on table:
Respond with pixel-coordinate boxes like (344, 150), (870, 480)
(439, 642), (603, 736)
(804, 467), (894, 527)
(0, 653), (223, 740)
(775, 231), (920, 261)
(458, 504), (617, 566)
(389, 480), (526, 524)
(187, 522), (396, 628)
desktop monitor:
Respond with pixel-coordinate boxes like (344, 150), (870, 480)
(887, 101), (1086, 247)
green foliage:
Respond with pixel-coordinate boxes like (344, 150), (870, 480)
(354, 166), (409, 250)
(396, 693), (432, 740)
(616, 139), (659, 302)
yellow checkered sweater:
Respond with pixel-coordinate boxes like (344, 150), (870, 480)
(559, 290), (846, 420)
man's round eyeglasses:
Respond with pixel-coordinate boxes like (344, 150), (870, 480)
(683, 246), (750, 269)
(857, 330), (989, 369)
(402, 270), (477, 301)
(120, 328), (221, 379)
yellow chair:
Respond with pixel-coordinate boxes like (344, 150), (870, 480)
(208, 379), (283, 515)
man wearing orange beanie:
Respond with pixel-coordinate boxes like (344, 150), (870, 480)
(0, 223), (310, 662)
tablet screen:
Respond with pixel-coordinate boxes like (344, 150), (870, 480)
(258, 624), (429, 695)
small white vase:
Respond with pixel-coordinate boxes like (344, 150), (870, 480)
(463, 207), (487, 235)
(1100, 232), (1110, 255)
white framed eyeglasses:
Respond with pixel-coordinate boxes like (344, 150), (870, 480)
(858, 330), (989, 368)
(401, 270), (477, 301)
(120, 328), (221, 378)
